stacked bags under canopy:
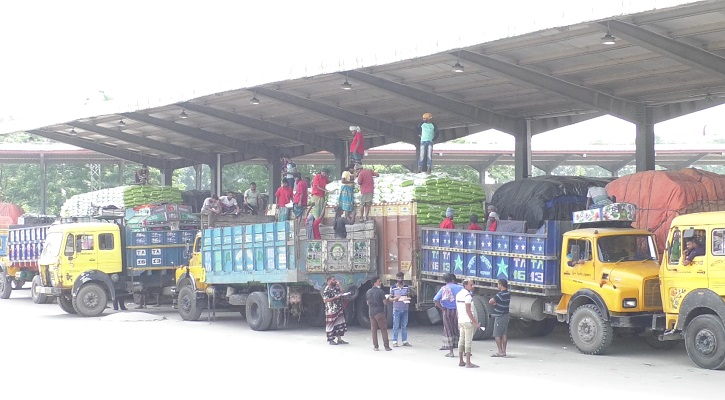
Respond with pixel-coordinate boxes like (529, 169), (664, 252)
(325, 172), (485, 226)
(60, 185), (183, 217)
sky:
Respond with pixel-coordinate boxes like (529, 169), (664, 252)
(0, 0), (718, 146)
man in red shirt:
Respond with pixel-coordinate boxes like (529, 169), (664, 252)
(275, 180), (294, 221)
(355, 164), (379, 221)
(310, 168), (330, 219)
(293, 172), (309, 225)
(349, 126), (365, 166)
(440, 207), (455, 229)
(467, 214), (483, 230)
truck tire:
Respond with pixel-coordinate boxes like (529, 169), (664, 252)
(684, 314), (725, 370)
(178, 286), (203, 321)
(569, 304), (613, 355)
(472, 296), (494, 340)
(356, 295), (371, 329)
(73, 283), (108, 317)
(31, 275), (48, 304)
(269, 309), (283, 330)
(246, 291), (273, 331)
(0, 273), (11, 299)
(58, 292), (77, 314)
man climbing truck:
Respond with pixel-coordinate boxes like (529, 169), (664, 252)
(655, 211), (725, 370)
(420, 202), (663, 354)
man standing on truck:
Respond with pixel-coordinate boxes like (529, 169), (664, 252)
(349, 126), (365, 166)
(440, 208), (455, 229)
(321, 276), (348, 345)
(434, 273), (463, 357)
(366, 276), (392, 351)
(416, 112), (438, 174)
(310, 169), (331, 220)
(293, 172), (308, 226)
(456, 279), (480, 368)
(355, 164), (379, 222)
(489, 278), (511, 358)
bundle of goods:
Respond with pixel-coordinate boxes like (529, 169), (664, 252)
(60, 185), (183, 217)
(325, 172), (485, 226)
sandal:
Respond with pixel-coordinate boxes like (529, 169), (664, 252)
(444, 353), (456, 358)
(491, 353), (505, 357)
(337, 339), (348, 345)
(328, 341), (338, 346)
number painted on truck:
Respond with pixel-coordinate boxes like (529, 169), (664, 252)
(529, 259), (544, 284)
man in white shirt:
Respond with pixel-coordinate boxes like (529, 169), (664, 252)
(220, 192), (240, 215)
(455, 279), (480, 368)
(244, 182), (261, 215)
(586, 186), (614, 209)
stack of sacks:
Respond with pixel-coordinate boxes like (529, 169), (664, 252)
(60, 185), (183, 217)
(325, 172), (485, 226)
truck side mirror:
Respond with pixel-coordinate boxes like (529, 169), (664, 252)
(570, 244), (580, 262)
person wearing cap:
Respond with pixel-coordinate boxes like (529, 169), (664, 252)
(349, 126), (365, 166)
(416, 112), (439, 174)
(440, 207), (455, 229)
(488, 212), (499, 232)
(355, 164), (379, 222)
(310, 168), (331, 220)
(485, 204), (497, 230)
(467, 214), (483, 230)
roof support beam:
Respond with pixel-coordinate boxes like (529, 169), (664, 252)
(539, 155), (572, 174)
(604, 156), (636, 176)
(605, 20), (725, 78)
(68, 121), (213, 165)
(178, 102), (341, 154)
(27, 129), (166, 170)
(122, 112), (268, 162)
(652, 97), (725, 123)
(530, 112), (605, 135)
(346, 70), (516, 134)
(457, 50), (639, 123)
(253, 87), (416, 145)
(667, 153), (708, 170)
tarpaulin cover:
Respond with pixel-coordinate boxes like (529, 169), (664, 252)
(491, 176), (612, 230)
(0, 203), (25, 228)
(606, 168), (725, 252)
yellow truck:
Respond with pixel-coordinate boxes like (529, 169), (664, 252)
(656, 211), (725, 369)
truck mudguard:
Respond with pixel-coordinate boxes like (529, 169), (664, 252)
(675, 288), (725, 331)
(176, 269), (198, 291)
(568, 288), (610, 321)
(72, 270), (116, 301)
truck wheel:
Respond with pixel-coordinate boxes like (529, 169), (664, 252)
(31, 275), (48, 304)
(178, 286), (203, 321)
(643, 333), (679, 350)
(356, 295), (371, 329)
(684, 314), (725, 370)
(246, 291), (273, 331)
(58, 292), (77, 314)
(569, 304), (613, 355)
(472, 296), (494, 340)
(269, 309), (283, 330)
(0, 273), (11, 299)
(73, 283), (108, 317)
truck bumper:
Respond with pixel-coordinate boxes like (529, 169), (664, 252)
(610, 313), (656, 328)
(36, 286), (62, 296)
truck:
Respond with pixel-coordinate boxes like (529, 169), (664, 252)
(0, 214), (55, 303)
(36, 204), (197, 316)
(174, 219), (376, 330)
(419, 202), (664, 354)
(654, 211), (725, 369)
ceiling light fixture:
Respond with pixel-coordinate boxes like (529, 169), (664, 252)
(601, 22), (616, 45)
(341, 73), (353, 90)
(179, 110), (188, 119)
(452, 50), (464, 73)
(118, 119), (126, 126)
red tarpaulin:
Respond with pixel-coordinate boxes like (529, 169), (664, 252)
(606, 168), (725, 252)
(0, 203), (25, 228)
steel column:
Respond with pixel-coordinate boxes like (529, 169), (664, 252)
(635, 106), (656, 172)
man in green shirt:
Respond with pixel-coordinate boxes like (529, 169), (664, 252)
(416, 112), (438, 174)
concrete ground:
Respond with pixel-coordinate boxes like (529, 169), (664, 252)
(1, 287), (723, 399)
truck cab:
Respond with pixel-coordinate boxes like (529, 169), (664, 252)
(558, 227), (662, 353)
(38, 222), (123, 315)
(658, 211), (725, 370)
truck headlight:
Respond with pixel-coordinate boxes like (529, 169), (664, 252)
(623, 298), (637, 308)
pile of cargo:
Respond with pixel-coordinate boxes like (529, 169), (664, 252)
(325, 173), (485, 226)
(60, 185), (183, 217)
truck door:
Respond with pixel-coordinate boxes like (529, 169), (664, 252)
(73, 233), (100, 272)
(709, 228), (725, 294)
(662, 228), (708, 312)
(98, 232), (122, 274)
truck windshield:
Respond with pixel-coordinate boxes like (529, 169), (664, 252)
(41, 232), (63, 258)
(598, 234), (658, 263)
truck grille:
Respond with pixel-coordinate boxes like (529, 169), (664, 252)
(643, 277), (662, 309)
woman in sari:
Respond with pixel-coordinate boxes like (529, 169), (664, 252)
(321, 275), (348, 345)
(338, 164), (355, 219)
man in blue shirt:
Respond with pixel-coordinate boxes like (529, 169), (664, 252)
(416, 112), (438, 174)
(489, 278), (511, 357)
(390, 271), (412, 347)
(434, 273), (463, 357)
